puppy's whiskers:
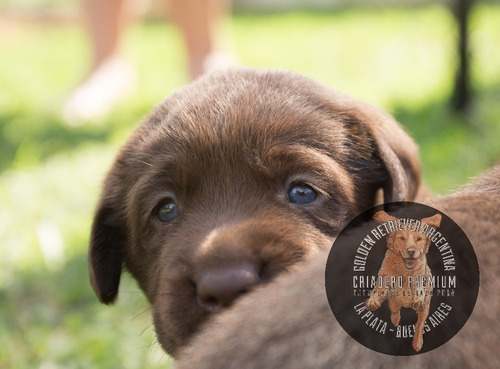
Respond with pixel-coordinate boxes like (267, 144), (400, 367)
(140, 320), (155, 336)
(132, 306), (153, 321)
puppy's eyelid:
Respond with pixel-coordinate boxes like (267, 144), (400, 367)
(288, 180), (330, 200)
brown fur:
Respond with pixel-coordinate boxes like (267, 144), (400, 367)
(88, 68), (423, 356)
(366, 211), (441, 352)
(174, 165), (500, 369)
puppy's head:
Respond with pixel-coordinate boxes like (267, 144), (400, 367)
(88, 68), (422, 355)
(374, 211), (441, 270)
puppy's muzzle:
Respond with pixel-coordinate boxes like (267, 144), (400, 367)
(195, 263), (261, 313)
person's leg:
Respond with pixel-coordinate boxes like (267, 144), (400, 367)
(63, 0), (135, 124)
(169, 0), (234, 80)
(84, 0), (126, 68)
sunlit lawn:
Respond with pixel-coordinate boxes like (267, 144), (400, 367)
(1, 3), (499, 368)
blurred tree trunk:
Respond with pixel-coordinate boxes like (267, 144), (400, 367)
(451, 0), (474, 111)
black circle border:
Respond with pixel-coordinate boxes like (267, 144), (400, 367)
(325, 202), (480, 356)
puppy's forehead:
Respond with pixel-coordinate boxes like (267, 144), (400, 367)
(140, 69), (350, 160)
(122, 69), (364, 205)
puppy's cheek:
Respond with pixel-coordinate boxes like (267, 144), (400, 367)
(152, 308), (177, 356)
(153, 282), (208, 357)
(259, 229), (328, 279)
(124, 245), (162, 302)
(308, 232), (333, 253)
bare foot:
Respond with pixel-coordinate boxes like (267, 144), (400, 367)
(63, 56), (135, 125)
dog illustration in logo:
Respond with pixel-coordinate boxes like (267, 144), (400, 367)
(365, 210), (442, 352)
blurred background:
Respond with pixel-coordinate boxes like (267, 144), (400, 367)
(0, 0), (499, 368)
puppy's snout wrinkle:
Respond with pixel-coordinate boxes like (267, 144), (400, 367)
(196, 264), (261, 312)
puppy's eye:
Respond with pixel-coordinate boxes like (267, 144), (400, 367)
(287, 183), (317, 205)
(157, 201), (179, 222)
(399, 236), (406, 241)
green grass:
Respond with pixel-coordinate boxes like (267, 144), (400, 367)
(1, 3), (500, 368)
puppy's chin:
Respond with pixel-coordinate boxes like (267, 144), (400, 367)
(403, 257), (419, 270)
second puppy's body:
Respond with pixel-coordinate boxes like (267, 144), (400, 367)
(175, 165), (500, 369)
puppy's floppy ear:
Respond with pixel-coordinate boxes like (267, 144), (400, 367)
(339, 97), (421, 202)
(88, 182), (127, 305)
(422, 213), (442, 229)
(369, 117), (421, 202)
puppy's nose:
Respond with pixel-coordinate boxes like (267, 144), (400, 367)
(407, 248), (416, 257)
(196, 264), (260, 312)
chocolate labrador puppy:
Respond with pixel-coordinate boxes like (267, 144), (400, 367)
(174, 165), (500, 369)
(88, 68), (423, 356)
